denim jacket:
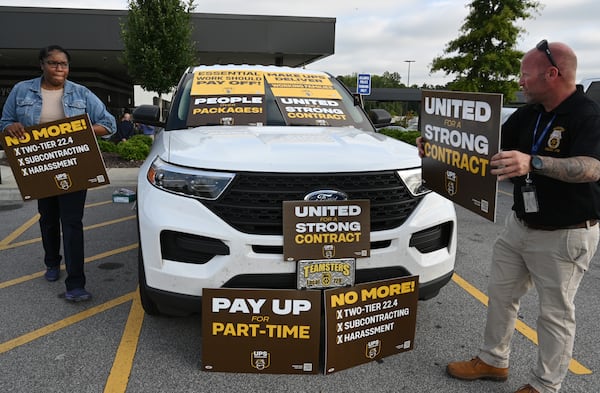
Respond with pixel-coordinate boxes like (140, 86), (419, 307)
(0, 77), (116, 135)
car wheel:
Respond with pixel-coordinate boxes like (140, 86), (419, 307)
(138, 247), (161, 316)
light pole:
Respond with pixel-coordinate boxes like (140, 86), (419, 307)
(404, 60), (415, 87)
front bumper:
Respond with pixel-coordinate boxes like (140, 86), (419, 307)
(137, 173), (457, 314)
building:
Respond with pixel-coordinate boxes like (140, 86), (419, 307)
(0, 6), (335, 115)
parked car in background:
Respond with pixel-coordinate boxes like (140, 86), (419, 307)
(501, 107), (517, 124)
(133, 64), (457, 316)
(580, 77), (600, 106)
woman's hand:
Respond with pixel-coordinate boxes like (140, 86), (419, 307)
(3, 122), (27, 139)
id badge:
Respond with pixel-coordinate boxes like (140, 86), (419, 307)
(522, 184), (539, 213)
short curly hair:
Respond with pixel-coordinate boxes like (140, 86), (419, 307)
(39, 45), (71, 62)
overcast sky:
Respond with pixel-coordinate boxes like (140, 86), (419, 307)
(2, 0), (598, 87)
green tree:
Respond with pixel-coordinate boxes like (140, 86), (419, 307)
(430, 0), (541, 101)
(121, 0), (197, 101)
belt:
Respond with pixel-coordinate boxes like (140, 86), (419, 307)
(522, 219), (598, 231)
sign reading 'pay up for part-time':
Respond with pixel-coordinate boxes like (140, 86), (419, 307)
(0, 114), (109, 200)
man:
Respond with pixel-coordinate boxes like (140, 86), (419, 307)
(444, 41), (600, 393)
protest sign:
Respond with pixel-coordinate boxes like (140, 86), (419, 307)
(1, 114), (109, 200)
(420, 90), (502, 221)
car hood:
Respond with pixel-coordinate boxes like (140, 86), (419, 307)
(159, 126), (420, 172)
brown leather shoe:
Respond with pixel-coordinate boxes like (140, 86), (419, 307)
(446, 357), (508, 381)
(514, 385), (539, 393)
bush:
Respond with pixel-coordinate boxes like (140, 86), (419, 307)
(129, 134), (153, 147)
(116, 135), (152, 161)
(97, 138), (118, 153)
(378, 129), (420, 146)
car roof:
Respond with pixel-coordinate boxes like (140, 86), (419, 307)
(187, 64), (330, 76)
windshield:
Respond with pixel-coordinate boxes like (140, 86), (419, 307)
(165, 69), (375, 132)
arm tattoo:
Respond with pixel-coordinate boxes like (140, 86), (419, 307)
(540, 156), (600, 183)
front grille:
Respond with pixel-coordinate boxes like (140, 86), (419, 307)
(201, 171), (422, 235)
(252, 240), (391, 254)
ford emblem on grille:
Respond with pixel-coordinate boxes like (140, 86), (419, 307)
(304, 189), (348, 201)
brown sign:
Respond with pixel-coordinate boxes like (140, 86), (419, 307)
(0, 114), (109, 200)
(273, 96), (352, 127)
(186, 95), (267, 127)
(420, 90), (502, 222)
(282, 200), (370, 261)
(323, 276), (419, 374)
(202, 288), (321, 374)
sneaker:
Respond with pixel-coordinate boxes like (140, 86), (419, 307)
(447, 357), (509, 381)
(65, 288), (92, 302)
(44, 266), (60, 282)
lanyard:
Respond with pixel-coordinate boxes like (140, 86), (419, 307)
(531, 113), (556, 154)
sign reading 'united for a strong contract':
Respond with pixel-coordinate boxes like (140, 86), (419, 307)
(420, 90), (502, 222)
(0, 114), (109, 200)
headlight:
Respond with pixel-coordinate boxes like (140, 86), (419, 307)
(147, 157), (235, 200)
(397, 168), (430, 197)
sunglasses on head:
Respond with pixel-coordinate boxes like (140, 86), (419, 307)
(536, 39), (561, 76)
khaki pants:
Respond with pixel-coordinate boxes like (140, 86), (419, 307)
(479, 212), (598, 393)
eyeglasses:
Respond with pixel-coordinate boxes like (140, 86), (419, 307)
(536, 39), (561, 76)
(44, 60), (70, 69)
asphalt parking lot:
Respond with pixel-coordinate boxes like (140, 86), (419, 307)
(1, 176), (599, 393)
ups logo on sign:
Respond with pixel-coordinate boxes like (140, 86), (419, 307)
(366, 339), (381, 359)
(445, 170), (458, 196)
(54, 172), (72, 191)
(251, 350), (270, 370)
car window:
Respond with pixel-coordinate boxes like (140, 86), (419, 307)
(165, 68), (375, 132)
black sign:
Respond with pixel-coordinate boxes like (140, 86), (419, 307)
(420, 90), (502, 222)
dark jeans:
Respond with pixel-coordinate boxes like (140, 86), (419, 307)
(38, 190), (87, 290)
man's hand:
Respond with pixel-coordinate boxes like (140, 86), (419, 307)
(490, 150), (532, 181)
(416, 136), (425, 158)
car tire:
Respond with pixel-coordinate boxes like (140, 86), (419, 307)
(138, 247), (161, 316)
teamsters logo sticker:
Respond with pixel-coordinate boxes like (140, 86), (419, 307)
(251, 350), (271, 371)
(54, 172), (72, 191)
(547, 127), (564, 151)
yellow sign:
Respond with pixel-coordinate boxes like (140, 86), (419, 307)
(191, 70), (265, 95)
(265, 71), (342, 99)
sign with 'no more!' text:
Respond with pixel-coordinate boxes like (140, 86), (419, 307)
(0, 114), (109, 200)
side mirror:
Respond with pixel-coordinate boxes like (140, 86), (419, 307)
(368, 108), (392, 129)
(132, 105), (164, 128)
(353, 93), (364, 108)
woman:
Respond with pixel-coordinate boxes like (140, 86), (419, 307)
(0, 45), (116, 302)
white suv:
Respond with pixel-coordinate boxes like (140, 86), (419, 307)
(133, 65), (456, 316)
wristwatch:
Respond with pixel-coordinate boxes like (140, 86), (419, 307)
(530, 155), (543, 172)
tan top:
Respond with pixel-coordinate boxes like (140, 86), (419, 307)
(40, 88), (65, 124)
